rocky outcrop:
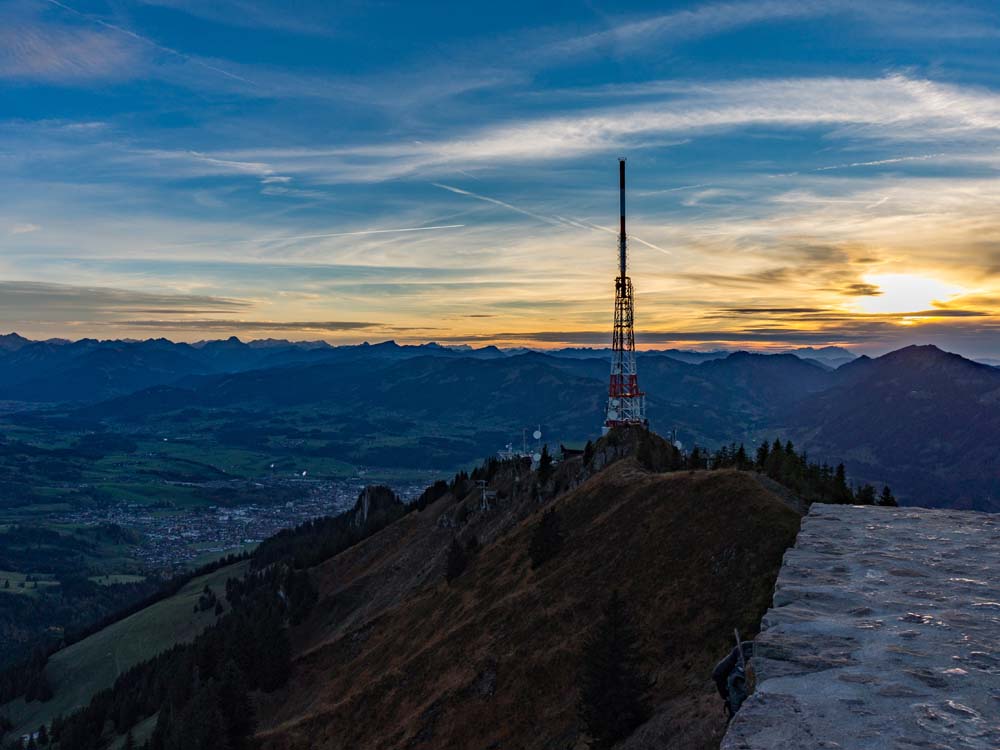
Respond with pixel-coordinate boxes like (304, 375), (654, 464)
(349, 485), (404, 529)
(722, 503), (1000, 750)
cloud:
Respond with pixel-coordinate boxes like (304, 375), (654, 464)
(116, 319), (381, 333)
(41, 0), (253, 84)
(9, 223), (40, 235)
(211, 75), (1000, 183)
(722, 307), (828, 315)
(842, 282), (883, 296)
(132, 0), (338, 35)
(0, 16), (139, 82)
(0, 281), (248, 321)
(678, 268), (795, 288)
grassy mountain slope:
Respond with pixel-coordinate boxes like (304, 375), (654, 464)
(2, 560), (247, 738)
(255, 460), (801, 750)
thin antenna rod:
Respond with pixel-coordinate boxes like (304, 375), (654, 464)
(619, 158), (627, 278)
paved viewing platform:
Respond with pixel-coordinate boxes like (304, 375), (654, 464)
(722, 503), (1000, 750)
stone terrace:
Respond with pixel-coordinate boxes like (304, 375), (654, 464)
(722, 503), (1000, 750)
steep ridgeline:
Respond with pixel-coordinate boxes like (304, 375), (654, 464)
(249, 428), (801, 750)
(5, 428), (807, 750)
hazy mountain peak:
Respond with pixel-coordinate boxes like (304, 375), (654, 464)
(0, 332), (32, 351)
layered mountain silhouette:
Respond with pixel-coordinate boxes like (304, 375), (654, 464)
(781, 345), (1000, 512)
(2, 335), (998, 510)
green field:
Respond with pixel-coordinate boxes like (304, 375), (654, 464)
(0, 571), (59, 598)
(1, 560), (248, 738)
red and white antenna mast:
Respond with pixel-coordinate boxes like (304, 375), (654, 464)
(604, 158), (647, 433)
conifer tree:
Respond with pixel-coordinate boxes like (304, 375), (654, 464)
(688, 446), (706, 469)
(218, 661), (255, 749)
(878, 486), (898, 507)
(834, 463), (853, 503)
(578, 591), (652, 749)
(446, 538), (467, 582)
(755, 440), (770, 469)
(855, 483), (877, 505)
(735, 443), (749, 469)
(538, 445), (554, 483)
(528, 509), (563, 569)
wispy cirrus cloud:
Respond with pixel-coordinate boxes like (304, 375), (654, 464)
(0, 280), (248, 320)
(116, 319), (381, 333)
(201, 75), (1000, 184)
(0, 16), (139, 82)
(132, 0), (339, 35)
(40, 0), (253, 84)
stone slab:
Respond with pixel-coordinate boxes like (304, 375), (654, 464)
(722, 504), (1000, 750)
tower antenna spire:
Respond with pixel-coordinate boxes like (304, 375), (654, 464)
(604, 158), (647, 433)
(619, 157), (627, 278)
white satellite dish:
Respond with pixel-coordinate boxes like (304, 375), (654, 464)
(532, 452), (542, 463)
(532, 429), (542, 440)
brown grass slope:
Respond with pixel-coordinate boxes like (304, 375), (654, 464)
(255, 457), (801, 750)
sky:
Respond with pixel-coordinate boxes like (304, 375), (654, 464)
(2, 0), (1000, 357)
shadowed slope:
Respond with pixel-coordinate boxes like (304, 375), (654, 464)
(256, 461), (801, 750)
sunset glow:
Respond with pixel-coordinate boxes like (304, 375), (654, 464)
(854, 275), (967, 315)
(1, 1), (1000, 358)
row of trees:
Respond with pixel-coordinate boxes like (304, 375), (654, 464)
(705, 439), (897, 506)
(46, 563), (312, 750)
(0, 648), (50, 706)
(253, 487), (407, 569)
(0, 552), (249, 711)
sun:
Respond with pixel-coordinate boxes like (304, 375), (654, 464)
(854, 274), (965, 315)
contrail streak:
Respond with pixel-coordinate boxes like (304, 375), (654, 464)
(579, 221), (674, 257)
(813, 153), (944, 172)
(43, 0), (254, 84)
(165, 224), (466, 249)
(432, 183), (564, 227)
(636, 183), (711, 195)
(260, 224), (467, 242)
(434, 183), (672, 255)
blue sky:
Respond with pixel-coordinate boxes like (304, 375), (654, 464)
(2, 0), (1000, 357)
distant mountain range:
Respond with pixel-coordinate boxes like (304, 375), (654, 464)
(0, 333), (856, 403)
(1, 334), (998, 511)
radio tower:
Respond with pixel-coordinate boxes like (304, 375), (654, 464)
(604, 158), (647, 433)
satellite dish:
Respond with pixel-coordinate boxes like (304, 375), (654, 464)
(301, 470), (307, 477)
(532, 452), (542, 463)
(533, 429), (542, 440)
